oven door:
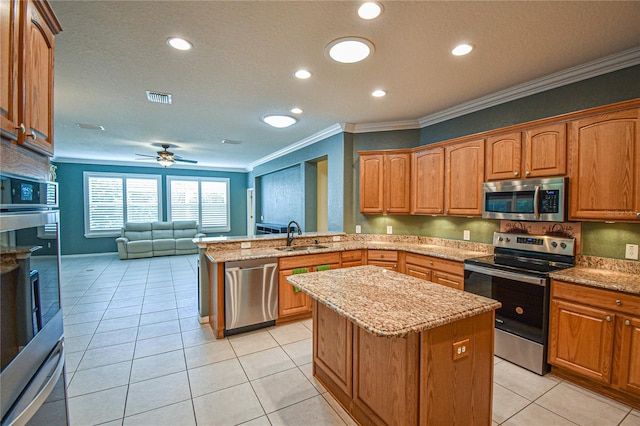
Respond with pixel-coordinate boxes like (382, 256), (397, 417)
(464, 264), (549, 343)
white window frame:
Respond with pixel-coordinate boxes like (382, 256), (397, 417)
(166, 176), (231, 233)
(83, 172), (162, 238)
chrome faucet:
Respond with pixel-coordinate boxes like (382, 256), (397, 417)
(286, 221), (302, 246)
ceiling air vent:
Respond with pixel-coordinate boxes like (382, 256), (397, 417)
(146, 90), (172, 104)
(221, 139), (242, 145)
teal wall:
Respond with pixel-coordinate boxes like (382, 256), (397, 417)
(250, 132), (347, 232)
(53, 162), (248, 255)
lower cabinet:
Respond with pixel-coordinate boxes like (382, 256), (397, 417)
(366, 250), (398, 271)
(404, 252), (464, 290)
(548, 280), (640, 405)
(341, 250), (364, 268)
(277, 252), (340, 323)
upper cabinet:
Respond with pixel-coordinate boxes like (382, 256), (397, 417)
(569, 108), (640, 222)
(445, 139), (485, 216)
(0, 0), (61, 156)
(485, 132), (522, 180)
(359, 151), (411, 214)
(411, 146), (444, 214)
(485, 124), (567, 181)
(523, 123), (567, 178)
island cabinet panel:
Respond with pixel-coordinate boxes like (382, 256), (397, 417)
(313, 301), (353, 405)
(485, 132), (522, 180)
(420, 310), (494, 425)
(411, 146), (445, 215)
(445, 139), (485, 216)
(568, 108), (640, 221)
(549, 280), (640, 408)
(352, 328), (419, 426)
(366, 250), (398, 271)
(278, 252), (340, 323)
(523, 122), (567, 178)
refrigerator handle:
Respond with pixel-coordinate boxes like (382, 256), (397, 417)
(3, 341), (65, 426)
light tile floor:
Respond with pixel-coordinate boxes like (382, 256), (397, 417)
(60, 254), (640, 426)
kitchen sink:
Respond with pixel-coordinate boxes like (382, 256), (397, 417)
(276, 245), (328, 252)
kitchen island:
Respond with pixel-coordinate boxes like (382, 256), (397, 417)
(287, 265), (501, 425)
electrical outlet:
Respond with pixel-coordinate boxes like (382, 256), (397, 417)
(387, 225), (393, 235)
(626, 244), (639, 260)
(355, 225), (361, 234)
(452, 339), (470, 360)
(241, 242), (251, 249)
(463, 230), (470, 241)
(333, 236), (341, 242)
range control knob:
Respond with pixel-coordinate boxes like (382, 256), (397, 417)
(560, 242), (567, 249)
(551, 242), (558, 248)
(498, 237), (504, 242)
(505, 237), (511, 243)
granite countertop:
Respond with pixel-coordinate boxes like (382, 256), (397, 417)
(550, 267), (640, 296)
(286, 265), (501, 337)
(203, 238), (489, 264)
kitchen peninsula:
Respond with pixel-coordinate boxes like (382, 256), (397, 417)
(287, 265), (501, 425)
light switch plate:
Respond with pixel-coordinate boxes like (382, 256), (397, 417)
(463, 230), (470, 241)
(626, 244), (639, 260)
(241, 242), (251, 249)
(386, 226), (393, 235)
(355, 225), (361, 234)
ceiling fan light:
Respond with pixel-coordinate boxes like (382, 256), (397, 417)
(157, 157), (175, 167)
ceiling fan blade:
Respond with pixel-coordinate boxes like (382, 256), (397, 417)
(135, 157), (156, 161)
(135, 153), (157, 158)
(175, 158), (198, 164)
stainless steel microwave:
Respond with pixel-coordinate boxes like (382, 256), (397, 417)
(482, 177), (567, 221)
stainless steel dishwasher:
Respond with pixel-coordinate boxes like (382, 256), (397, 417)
(224, 258), (278, 335)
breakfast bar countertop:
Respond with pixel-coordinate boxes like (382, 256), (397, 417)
(286, 265), (501, 338)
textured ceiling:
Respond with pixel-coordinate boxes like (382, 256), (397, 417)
(50, 1), (640, 171)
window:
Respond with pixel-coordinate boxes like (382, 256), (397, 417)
(167, 176), (230, 233)
(83, 172), (161, 237)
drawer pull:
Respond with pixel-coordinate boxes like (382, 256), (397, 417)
(616, 300), (621, 306)
(606, 316), (611, 322)
(625, 320), (631, 326)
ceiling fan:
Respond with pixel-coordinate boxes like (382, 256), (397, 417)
(135, 144), (198, 167)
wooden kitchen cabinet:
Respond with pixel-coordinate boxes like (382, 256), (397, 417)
(411, 146), (445, 214)
(549, 280), (640, 406)
(0, 0), (60, 155)
(485, 132), (522, 180)
(568, 108), (640, 221)
(341, 250), (363, 268)
(366, 250), (398, 271)
(359, 151), (411, 214)
(523, 122), (567, 178)
(445, 139), (485, 216)
(278, 252), (340, 323)
(404, 252), (464, 290)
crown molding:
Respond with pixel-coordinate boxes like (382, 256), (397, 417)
(52, 157), (249, 173)
(248, 123), (344, 170)
(418, 46), (640, 127)
(349, 119), (421, 133)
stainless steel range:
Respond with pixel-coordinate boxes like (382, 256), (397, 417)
(464, 231), (576, 375)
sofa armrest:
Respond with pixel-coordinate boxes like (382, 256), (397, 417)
(116, 237), (129, 244)
(116, 237), (129, 260)
(194, 232), (206, 238)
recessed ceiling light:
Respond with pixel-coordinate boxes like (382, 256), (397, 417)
(294, 69), (311, 79)
(452, 43), (474, 56)
(262, 115), (298, 128)
(325, 37), (374, 64)
(290, 107), (303, 114)
(371, 89), (386, 97)
(358, 2), (383, 20)
(167, 37), (192, 51)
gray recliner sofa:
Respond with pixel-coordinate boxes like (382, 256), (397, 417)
(116, 221), (205, 260)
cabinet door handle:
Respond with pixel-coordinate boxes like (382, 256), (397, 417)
(445, 209), (449, 214)
(438, 208), (442, 213)
(525, 171), (530, 177)
(16, 123), (26, 134)
(625, 320), (631, 326)
(616, 300), (621, 306)
(606, 316), (611, 322)
(636, 212), (640, 218)
(514, 172), (519, 177)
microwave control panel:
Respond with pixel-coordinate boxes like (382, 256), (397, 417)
(540, 190), (559, 213)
